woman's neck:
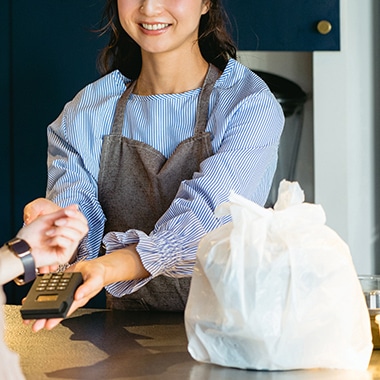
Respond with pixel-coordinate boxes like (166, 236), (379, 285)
(134, 52), (210, 95)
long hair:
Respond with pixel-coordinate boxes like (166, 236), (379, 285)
(97, 0), (237, 79)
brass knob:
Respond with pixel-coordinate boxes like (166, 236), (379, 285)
(317, 20), (332, 35)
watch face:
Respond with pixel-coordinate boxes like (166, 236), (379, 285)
(8, 238), (31, 256)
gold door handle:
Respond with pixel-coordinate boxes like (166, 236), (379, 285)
(317, 20), (332, 35)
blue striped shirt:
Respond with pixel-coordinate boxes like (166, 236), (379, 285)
(46, 59), (284, 297)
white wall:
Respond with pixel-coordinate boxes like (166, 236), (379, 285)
(314, 0), (377, 274)
(238, 0), (379, 274)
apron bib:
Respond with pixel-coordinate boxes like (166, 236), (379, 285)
(98, 64), (219, 311)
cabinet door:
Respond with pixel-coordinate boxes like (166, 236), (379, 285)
(2, 0), (106, 303)
(222, 0), (340, 51)
(0, 1), (12, 244)
(11, 0), (106, 226)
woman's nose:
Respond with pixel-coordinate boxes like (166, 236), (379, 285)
(139, 0), (163, 16)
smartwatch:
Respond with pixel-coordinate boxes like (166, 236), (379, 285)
(7, 237), (36, 285)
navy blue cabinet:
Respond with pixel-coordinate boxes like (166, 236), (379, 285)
(222, 0), (340, 51)
(0, 0), (12, 244)
(1, 0), (105, 303)
(1, 0), (105, 242)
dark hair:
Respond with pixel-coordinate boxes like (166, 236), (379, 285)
(97, 0), (237, 79)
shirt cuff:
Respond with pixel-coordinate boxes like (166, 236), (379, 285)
(102, 230), (154, 296)
(102, 229), (188, 297)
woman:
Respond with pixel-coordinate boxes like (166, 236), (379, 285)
(1, 206), (88, 380)
(24, 0), (284, 321)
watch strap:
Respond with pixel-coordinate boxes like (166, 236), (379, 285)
(7, 238), (36, 285)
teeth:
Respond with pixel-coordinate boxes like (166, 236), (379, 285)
(142, 23), (169, 31)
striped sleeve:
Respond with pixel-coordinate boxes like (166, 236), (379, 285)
(45, 73), (125, 260)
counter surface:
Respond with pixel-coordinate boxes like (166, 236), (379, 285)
(4, 305), (380, 380)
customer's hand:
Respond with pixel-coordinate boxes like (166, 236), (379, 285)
(18, 205), (88, 272)
(25, 259), (105, 332)
(23, 197), (62, 225)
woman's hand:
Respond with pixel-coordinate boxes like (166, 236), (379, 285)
(25, 245), (150, 332)
(23, 197), (62, 225)
(25, 259), (106, 332)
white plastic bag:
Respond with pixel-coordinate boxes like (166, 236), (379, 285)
(185, 180), (373, 371)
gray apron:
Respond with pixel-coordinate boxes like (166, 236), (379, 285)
(98, 64), (220, 311)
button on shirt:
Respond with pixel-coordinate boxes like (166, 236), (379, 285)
(46, 59), (284, 297)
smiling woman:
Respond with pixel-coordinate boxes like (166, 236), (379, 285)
(23, 0), (284, 329)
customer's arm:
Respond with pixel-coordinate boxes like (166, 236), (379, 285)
(0, 246), (25, 285)
(0, 206), (88, 286)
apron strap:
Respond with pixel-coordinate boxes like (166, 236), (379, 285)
(194, 64), (220, 135)
(111, 81), (136, 135)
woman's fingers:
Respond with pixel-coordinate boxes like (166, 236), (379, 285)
(24, 198), (61, 224)
(28, 288), (95, 332)
(31, 318), (49, 332)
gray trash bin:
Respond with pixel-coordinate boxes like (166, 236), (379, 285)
(253, 70), (308, 207)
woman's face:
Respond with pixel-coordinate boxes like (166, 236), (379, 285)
(117, 0), (209, 56)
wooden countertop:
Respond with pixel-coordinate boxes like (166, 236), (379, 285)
(4, 305), (380, 380)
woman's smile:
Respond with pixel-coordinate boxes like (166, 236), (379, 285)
(140, 23), (170, 31)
